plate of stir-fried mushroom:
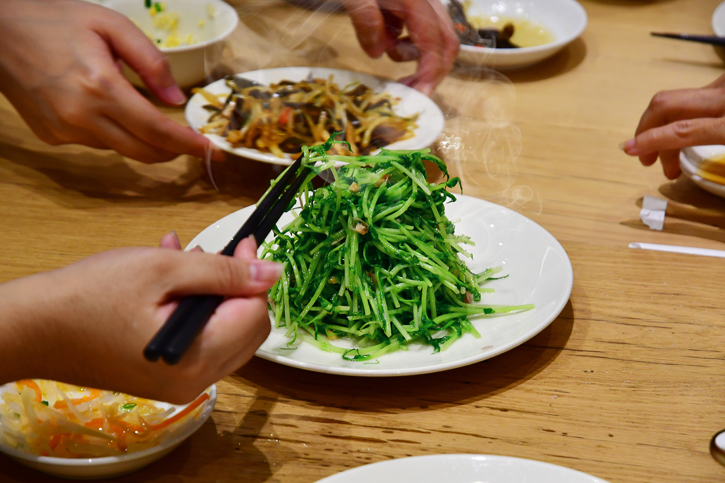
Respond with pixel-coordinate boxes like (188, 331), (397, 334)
(185, 67), (445, 165)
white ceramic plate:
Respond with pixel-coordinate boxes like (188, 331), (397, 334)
(188, 194), (573, 376)
(185, 67), (446, 166)
(314, 454), (610, 483)
(680, 145), (725, 199)
(444, 0), (587, 69)
(0, 384), (216, 480)
(713, 2), (725, 35)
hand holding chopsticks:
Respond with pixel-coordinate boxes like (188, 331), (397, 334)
(144, 154), (312, 365)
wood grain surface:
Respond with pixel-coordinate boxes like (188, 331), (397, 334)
(1, 0), (724, 481)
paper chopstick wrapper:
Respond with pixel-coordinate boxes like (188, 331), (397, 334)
(629, 242), (725, 258)
(639, 195), (668, 230)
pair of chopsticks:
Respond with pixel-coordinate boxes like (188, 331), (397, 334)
(144, 154), (310, 365)
(651, 32), (725, 46)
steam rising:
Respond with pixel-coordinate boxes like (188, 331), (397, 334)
(199, 0), (540, 215)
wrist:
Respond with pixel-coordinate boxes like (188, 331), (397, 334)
(0, 271), (65, 385)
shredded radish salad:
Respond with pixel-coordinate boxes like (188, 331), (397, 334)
(0, 380), (210, 458)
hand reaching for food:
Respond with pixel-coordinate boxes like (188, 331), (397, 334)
(342, 0), (459, 96)
(622, 73), (725, 179)
(0, 0), (222, 163)
(0, 232), (281, 405)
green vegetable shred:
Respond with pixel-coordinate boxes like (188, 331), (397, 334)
(262, 133), (534, 361)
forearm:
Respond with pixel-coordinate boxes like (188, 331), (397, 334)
(0, 272), (62, 385)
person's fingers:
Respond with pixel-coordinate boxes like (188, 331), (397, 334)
(397, 0), (448, 95)
(90, 115), (179, 163)
(202, 293), (271, 374)
(386, 36), (420, 62)
(159, 231), (182, 250)
(635, 88), (725, 139)
(381, 7), (405, 43)
(704, 72), (725, 89)
(345, 0), (387, 58)
(234, 236), (258, 261)
(659, 149), (682, 180)
(104, 79), (224, 162)
(624, 117), (725, 158)
(161, 250), (282, 297)
(428, 0), (459, 71)
(638, 152), (659, 167)
(95, 12), (186, 106)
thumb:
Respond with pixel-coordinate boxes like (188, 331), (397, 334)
(165, 251), (283, 297)
(97, 12), (186, 105)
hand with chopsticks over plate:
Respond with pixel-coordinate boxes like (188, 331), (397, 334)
(622, 72), (725, 179)
(0, 231), (283, 405)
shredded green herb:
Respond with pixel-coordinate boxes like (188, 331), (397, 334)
(121, 403), (137, 411)
(262, 133), (534, 361)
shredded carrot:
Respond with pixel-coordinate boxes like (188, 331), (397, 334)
(150, 393), (209, 431)
(84, 418), (105, 430)
(54, 389), (101, 409)
(18, 380), (42, 403)
(49, 433), (69, 450)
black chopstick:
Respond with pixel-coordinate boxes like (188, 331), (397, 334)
(143, 154), (310, 365)
(651, 32), (725, 46)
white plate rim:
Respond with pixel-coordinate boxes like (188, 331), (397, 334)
(0, 384), (216, 467)
(185, 67), (446, 166)
(679, 148), (725, 198)
(313, 454), (611, 483)
(713, 1), (725, 36)
(188, 194), (573, 377)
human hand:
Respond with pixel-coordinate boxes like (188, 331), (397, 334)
(342, 0), (459, 96)
(0, 0), (222, 163)
(622, 73), (725, 179)
(0, 233), (279, 404)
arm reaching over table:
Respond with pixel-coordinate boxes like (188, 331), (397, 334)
(343, 0), (459, 96)
(0, 234), (281, 405)
(0, 0), (222, 163)
(622, 73), (725, 179)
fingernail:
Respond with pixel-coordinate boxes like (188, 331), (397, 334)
(249, 260), (283, 282)
(619, 139), (637, 154)
(163, 85), (186, 106)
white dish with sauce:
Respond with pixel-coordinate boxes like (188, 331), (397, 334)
(444, 0), (588, 69)
(680, 145), (725, 198)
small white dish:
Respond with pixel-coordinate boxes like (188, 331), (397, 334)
(0, 384), (216, 480)
(185, 67), (446, 166)
(313, 454), (610, 483)
(713, 1), (725, 35)
(188, 194), (573, 377)
(680, 145), (725, 198)
(445, 0), (587, 69)
(105, 0), (238, 87)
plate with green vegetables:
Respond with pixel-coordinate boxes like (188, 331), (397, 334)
(188, 138), (573, 376)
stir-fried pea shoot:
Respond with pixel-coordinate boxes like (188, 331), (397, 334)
(262, 134), (534, 361)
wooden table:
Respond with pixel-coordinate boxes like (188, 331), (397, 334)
(1, 0), (724, 481)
